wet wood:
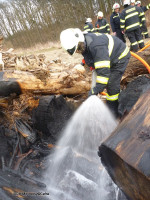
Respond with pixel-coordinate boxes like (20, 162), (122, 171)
(0, 169), (49, 200)
(99, 89), (150, 200)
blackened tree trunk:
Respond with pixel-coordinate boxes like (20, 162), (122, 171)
(99, 88), (150, 200)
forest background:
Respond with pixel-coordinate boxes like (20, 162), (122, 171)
(0, 0), (149, 49)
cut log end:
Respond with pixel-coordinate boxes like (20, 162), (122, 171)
(99, 88), (150, 200)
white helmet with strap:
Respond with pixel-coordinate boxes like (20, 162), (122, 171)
(60, 28), (85, 55)
(86, 18), (92, 23)
(135, 0), (141, 5)
(131, 0), (135, 3)
(113, 3), (120, 10)
(123, 0), (130, 5)
(97, 11), (103, 18)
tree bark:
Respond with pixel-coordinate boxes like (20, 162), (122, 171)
(0, 68), (90, 96)
(121, 49), (150, 86)
(99, 88), (150, 200)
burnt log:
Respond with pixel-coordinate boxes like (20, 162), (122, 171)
(0, 72), (21, 97)
(99, 88), (150, 200)
(122, 49), (150, 86)
(118, 74), (150, 117)
(32, 95), (73, 143)
(0, 169), (50, 200)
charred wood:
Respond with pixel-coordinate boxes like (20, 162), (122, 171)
(119, 74), (150, 117)
(99, 89), (150, 200)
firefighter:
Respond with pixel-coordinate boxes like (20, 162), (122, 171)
(120, 0), (145, 52)
(136, 1), (150, 38)
(83, 18), (94, 33)
(60, 28), (130, 117)
(95, 11), (110, 34)
(131, 0), (136, 6)
(110, 3), (126, 43)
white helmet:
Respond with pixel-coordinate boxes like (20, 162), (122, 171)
(131, 0), (135, 3)
(113, 3), (120, 9)
(135, 0), (141, 5)
(123, 0), (130, 5)
(97, 11), (103, 18)
(86, 18), (92, 23)
(60, 28), (85, 55)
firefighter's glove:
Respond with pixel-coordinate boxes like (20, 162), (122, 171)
(81, 59), (85, 66)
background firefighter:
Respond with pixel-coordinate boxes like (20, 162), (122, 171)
(60, 29), (130, 118)
(136, 0), (150, 38)
(95, 11), (110, 34)
(110, 3), (126, 43)
(120, 0), (145, 52)
(83, 18), (94, 33)
(131, 0), (136, 6)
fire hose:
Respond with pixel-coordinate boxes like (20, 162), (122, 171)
(138, 43), (150, 53)
(130, 51), (150, 73)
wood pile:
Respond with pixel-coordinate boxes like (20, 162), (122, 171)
(0, 45), (150, 199)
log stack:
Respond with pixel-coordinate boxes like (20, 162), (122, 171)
(0, 46), (150, 199)
(99, 89), (150, 200)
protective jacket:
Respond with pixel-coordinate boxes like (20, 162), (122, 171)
(95, 19), (110, 34)
(139, 4), (150, 37)
(82, 33), (130, 96)
(120, 5), (145, 32)
(84, 22), (94, 33)
(110, 12), (121, 32)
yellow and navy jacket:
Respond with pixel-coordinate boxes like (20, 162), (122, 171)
(110, 12), (121, 32)
(120, 5), (145, 32)
(82, 33), (130, 94)
(84, 22), (94, 33)
(95, 19), (110, 34)
(140, 3), (150, 12)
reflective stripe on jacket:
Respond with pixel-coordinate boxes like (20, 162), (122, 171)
(95, 18), (110, 34)
(84, 23), (94, 33)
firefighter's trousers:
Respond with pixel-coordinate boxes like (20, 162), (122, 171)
(141, 24), (149, 38)
(126, 28), (144, 52)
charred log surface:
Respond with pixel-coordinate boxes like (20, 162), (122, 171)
(32, 95), (73, 143)
(0, 169), (50, 200)
(99, 89), (150, 200)
(0, 72), (21, 97)
(0, 128), (12, 161)
(0, 93), (74, 198)
(0, 95), (73, 173)
(118, 75), (150, 117)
